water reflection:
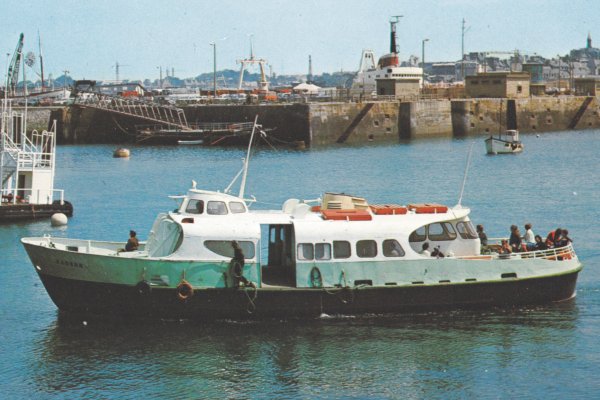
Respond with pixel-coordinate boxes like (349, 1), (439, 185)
(30, 303), (579, 398)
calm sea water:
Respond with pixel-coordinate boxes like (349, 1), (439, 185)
(1, 131), (600, 399)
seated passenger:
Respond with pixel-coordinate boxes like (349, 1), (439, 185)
(546, 228), (562, 248)
(556, 229), (572, 247)
(509, 225), (523, 252)
(534, 235), (547, 250)
(431, 245), (445, 258)
(125, 230), (139, 252)
(500, 239), (512, 254)
(420, 242), (431, 257)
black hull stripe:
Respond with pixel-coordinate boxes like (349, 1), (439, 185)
(37, 270), (580, 320)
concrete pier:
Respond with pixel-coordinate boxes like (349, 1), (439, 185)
(44, 96), (600, 146)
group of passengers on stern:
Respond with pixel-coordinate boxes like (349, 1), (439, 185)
(477, 224), (572, 255)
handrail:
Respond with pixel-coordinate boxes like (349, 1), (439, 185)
(1, 187), (64, 205)
(456, 243), (577, 261)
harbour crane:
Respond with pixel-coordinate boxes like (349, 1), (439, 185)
(236, 36), (269, 92)
(7, 33), (24, 96)
(480, 50), (522, 72)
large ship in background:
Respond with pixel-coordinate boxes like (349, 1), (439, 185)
(352, 16), (423, 94)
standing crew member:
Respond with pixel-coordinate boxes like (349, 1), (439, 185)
(231, 241), (250, 287)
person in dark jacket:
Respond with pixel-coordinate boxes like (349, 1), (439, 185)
(230, 241), (250, 287)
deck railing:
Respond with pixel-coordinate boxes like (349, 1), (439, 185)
(457, 243), (576, 261)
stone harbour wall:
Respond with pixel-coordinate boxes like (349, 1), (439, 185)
(49, 96), (600, 146)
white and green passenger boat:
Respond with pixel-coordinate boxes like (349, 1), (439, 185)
(21, 186), (582, 320)
(21, 120), (582, 320)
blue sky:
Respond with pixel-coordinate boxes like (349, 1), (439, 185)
(1, 0), (598, 81)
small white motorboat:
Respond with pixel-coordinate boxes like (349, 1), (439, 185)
(178, 139), (204, 145)
(485, 129), (524, 155)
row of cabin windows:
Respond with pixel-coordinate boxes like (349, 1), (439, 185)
(185, 199), (246, 215)
(297, 239), (406, 261)
(409, 221), (478, 242)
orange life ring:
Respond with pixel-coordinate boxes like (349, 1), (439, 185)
(176, 280), (194, 301)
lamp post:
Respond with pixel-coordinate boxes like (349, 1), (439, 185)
(210, 42), (216, 99)
(421, 38), (429, 88)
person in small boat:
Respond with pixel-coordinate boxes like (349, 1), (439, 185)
(546, 228), (563, 248)
(431, 245), (445, 258)
(420, 242), (431, 257)
(230, 241), (253, 288)
(534, 235), (547, 251)
(125, 230), (139, 252)
(522, 223), (536, 250)
(509, 225), (523, 252)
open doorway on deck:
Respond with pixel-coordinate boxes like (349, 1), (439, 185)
(260, 224), (296, 287)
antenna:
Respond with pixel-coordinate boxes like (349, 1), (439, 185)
(461, 18), (471, 80)
(457, 142), (475, 207)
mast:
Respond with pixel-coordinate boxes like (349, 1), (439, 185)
(389, 15), (403, 54)
(38, 31), (45, 92)
(239, 114), (259, 199)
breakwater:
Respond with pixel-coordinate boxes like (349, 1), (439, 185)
(48, 96), (600, 146)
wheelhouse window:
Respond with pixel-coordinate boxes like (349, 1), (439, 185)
(409, 226), (427, 242)
(229, 201), (246, 214)
(428, 222), (457, 241)
(383, 239), (405, 257)
(297, 243), (314, 260)
(315, 243), (331, 260)
(456, 221), (478, 239)
(356, 240), (377, 258)
(185, 199), (204, 214)
(204, 240), (255, 258)
(207, 201), (228, 215)
(333, 241), (351, 259)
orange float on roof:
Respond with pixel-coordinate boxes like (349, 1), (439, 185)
(322, 209), (372, 221)
(407, 203), (448, 214)
(370, 204), (408, 215)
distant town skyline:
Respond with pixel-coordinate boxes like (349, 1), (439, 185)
(2, 0), (599, 82)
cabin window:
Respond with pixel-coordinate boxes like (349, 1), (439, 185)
(297, 243), (314, 260)
(229, 201), (246, 213)
(383, 239), (405, 257)
(456, 221), (478, 239)
(428, 222), (457, 241)
(409, 226), (427, 242)
(356, 240), (377, 258)
(315, 243), (331, 260)
(207, 201), (228, 215)
(185, 199), (204, 214)
(333, 241), (351, 259)
(204, 240), (255, 258)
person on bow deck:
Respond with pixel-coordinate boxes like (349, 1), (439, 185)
(534, 235), (547, 251)
(125, 230), (139, 252)
(546, 228), (563, 248)
(556, 229), (573, 247)
(522, 223), (536, 250)
(509, 225), (523, 252)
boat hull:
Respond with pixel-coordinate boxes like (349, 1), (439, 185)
(35, 268), (581, 320)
